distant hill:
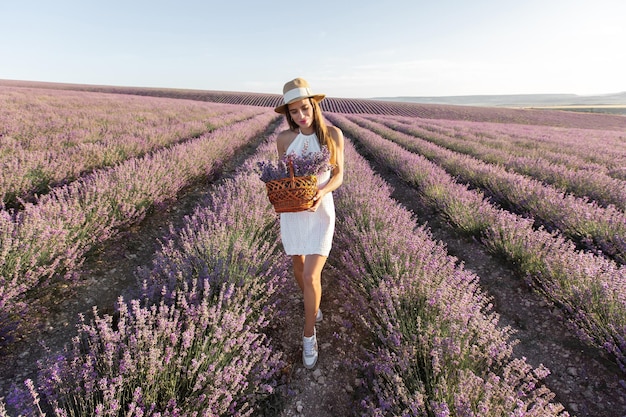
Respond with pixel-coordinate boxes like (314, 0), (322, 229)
(374, 92), (626, 108)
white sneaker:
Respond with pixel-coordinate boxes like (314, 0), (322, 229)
(316, 308), (323, 323)
(302, 329), (318, 369)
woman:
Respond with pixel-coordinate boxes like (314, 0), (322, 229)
(274, 78), (345, 369)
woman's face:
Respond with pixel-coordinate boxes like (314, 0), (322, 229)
(287, 98), (314, 130)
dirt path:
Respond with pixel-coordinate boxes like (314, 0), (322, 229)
(268, 267), (362, 417)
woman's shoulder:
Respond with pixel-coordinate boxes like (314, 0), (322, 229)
(327, 125), (344, 144)
(327, 125), (342, 135)
(277, 129), (298, 144)
(276, 129), (298, 154)
(278, 128), (298, 138)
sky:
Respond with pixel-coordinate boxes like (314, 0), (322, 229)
(1, 0), (624, 99)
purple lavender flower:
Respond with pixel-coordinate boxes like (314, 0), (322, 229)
(257, 145), (332, 182)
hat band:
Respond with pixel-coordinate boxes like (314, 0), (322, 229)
(283, 87), (314, 104)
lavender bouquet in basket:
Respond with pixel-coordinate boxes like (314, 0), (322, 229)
(257, 143), (332, 183)
(257, 143), (333, 213)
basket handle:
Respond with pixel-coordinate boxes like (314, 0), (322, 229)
(287, 160), (295, 180)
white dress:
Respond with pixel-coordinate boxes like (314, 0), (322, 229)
(280, 131), (335, 257)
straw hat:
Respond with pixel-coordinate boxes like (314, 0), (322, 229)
(274, 77), (325, 114)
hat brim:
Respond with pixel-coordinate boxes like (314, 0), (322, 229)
(274, 94), (326, 114)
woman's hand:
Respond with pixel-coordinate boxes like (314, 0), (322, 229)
(308, 189), (324, 212)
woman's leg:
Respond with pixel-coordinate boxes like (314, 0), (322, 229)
(301, 254), (327, 337)
(291, 255), (305, 293)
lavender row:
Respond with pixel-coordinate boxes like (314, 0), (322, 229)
(0, 86), (265, 208)
(2, 127), (291, 416)
(0, 112), (278, 346)
(384, 114), (626, 181)
(386, 113), (626, 193)
(348, 115), (626, 265)
(367, 114), (626, 211)
(330, 137), (567, 415)
(383, 112), (626, 168)
(327, 113), (626, 376)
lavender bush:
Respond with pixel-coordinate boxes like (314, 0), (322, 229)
(329, 138), (567, 415)
(31, 288), (281, 417)
(136, 139), (291, 313)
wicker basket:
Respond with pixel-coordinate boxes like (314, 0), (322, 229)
(266, 162), (318, 213)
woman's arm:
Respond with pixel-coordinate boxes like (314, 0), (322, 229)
(309, 126), (345, 211)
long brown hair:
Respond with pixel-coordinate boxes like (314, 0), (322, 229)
(285, 98), (336, 165)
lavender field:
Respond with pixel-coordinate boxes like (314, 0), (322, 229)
(1, 82), (626, 416)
